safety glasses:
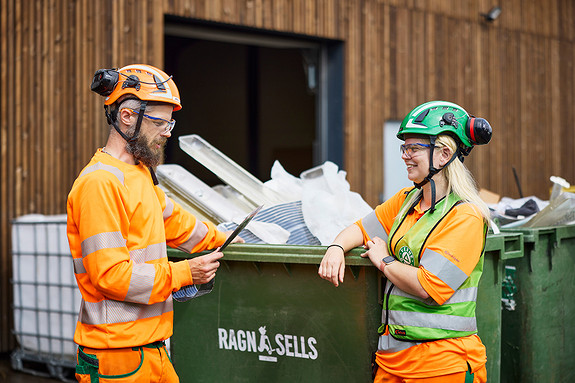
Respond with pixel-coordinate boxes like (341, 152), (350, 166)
(125, 108), (176, 134)
(400, 143), (432, 157)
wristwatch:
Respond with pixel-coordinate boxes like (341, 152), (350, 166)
(382, 256), (396, 265)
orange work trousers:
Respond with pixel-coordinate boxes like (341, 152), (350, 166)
(75, 341), (179, 383)
(374, 364), (487, 383)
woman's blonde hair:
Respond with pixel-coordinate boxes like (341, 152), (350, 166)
(397, 134), (490, 221)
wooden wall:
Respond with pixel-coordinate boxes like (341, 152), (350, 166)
(1, 0), (574, 351)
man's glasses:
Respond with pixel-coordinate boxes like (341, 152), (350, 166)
(125, 108), (176, 134)
(400, 143), (432, 157)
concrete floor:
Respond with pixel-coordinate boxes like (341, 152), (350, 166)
(0, 355), (66, 383)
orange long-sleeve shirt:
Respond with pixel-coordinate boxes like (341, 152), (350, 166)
(67, 149), (226, 349)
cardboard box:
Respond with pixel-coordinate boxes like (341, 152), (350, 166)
(479, 188), (501, 205)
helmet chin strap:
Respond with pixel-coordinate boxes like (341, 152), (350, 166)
(104, 100), (148, 143)
(412, 136), (461, 213)
(103, 100), (160, 186)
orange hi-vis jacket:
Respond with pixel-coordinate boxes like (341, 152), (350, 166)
(67, 149), (226, 349)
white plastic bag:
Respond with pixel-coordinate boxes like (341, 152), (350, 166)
(263, 161), (303, 202)
(235, 217), (290, 245)
(300, 162), (373, 245)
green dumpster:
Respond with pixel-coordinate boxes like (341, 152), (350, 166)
(169, 233), (522, 382)
(477, 232), (523, 383)
(169, 245), (381, 382)
(500, 225), (575, 383)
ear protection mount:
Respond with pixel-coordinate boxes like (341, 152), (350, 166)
(440, 112), (492, 147)
(91, 69), (119, 96)
(465, 116), (492, 146)
(121, 75), (141, 91)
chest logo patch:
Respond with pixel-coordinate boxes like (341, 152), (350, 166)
(398, 246), (414, 265)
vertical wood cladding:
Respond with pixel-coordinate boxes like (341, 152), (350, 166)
(1, 0), (574, 350)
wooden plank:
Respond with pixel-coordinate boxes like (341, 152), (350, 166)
(343, 0), (363, 196)
(549, 39), (560, 179)
(0, 0), (12, 352)
(363, 0), (383, 206)
(20, 0), (30, 214)
(422, 13), (436, 108)
(33, 0), (42, 213)
(13, 0), (21, 217)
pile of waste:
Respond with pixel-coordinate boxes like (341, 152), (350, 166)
(157, 135), (373, 246)
(486, 176), (575, 229)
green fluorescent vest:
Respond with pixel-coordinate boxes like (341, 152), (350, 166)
(380, 189), (487, 343)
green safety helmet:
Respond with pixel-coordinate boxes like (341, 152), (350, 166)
(397, 100), (492, 150)
(397, 101), (492, 213)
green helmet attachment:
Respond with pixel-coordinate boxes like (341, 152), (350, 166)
(398, 100), (492, 153)
(397, 101), (492, 213)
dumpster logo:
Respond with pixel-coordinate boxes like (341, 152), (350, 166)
(217, 326), (318, 363)
(398, 246), (414, 265)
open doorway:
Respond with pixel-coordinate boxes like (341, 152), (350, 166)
(163, 19), (343, 185)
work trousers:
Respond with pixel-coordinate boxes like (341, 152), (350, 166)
(75, 341), (179, 383)
(374, 364), (487, 383)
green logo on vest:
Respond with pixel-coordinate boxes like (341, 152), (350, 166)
(398, 246), (414, 264)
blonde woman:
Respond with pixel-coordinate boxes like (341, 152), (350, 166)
(319, 101), (492, 383)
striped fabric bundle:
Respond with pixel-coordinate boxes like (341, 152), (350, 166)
(217, 201), (321, 246)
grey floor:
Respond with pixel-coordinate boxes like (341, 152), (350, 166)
(0, 356), (64, 383)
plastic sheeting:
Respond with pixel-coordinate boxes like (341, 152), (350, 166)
(161, 136), (374, 246)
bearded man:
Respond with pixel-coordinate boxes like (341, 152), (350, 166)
(66, 64), (238, 382)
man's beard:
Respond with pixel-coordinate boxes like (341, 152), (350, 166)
(126, 133), (167, 168)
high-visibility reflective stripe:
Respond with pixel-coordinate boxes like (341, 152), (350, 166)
(420, 249), (469, 291)
(362, 210), (388, 241)
(391, 286), (478, 306)
(73, 258), (86, 274)
(378, 333), (421, 353)
(163, 195), (174, 220)
(129, 242), (166, 264)
(177, 222), (209, 252)
(127, 263), (156, 304)
(79, 297), (173, 325)
(81, 231), (126, 258)
(390, 310), (477, 332)
(79, 162), (124, 185)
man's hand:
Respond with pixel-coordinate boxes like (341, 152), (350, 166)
(188, 249), (224, 284)
(224, 230), (245, 245)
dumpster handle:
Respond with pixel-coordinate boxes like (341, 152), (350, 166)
(252, 262), (262, 275)
(350, 265), (361, 280)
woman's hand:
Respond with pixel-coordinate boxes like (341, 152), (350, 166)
(318, 246), (346, 287)
(361, 237), (388, 271)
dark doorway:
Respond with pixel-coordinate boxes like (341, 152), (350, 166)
(164, 20), (343, 186)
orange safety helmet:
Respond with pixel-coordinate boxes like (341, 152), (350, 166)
(90, 64), (181, 154)
(96, 64), (181, 111)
